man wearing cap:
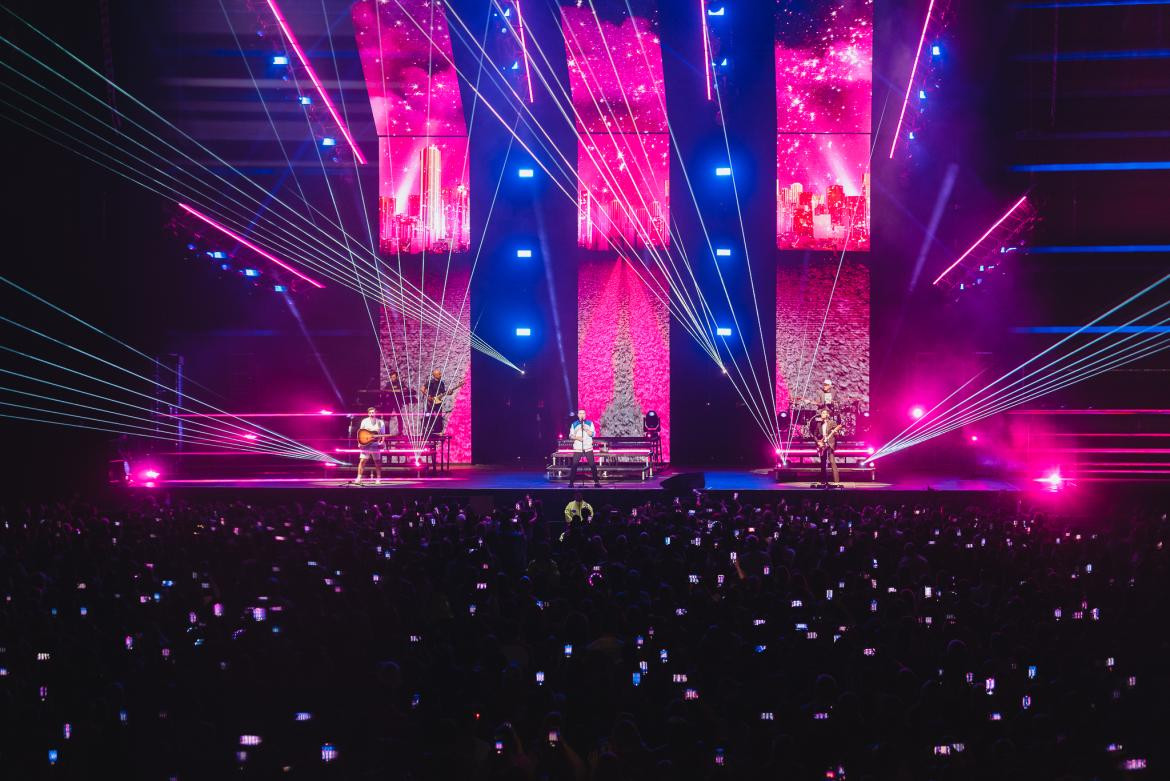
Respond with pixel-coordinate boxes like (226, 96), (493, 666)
(817, 379), (837, 414)
(568, 409), (601, 488)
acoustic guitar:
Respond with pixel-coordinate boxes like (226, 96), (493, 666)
(356, 428), (392, 446)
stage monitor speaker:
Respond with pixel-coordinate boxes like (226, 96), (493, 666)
(661, 472), (705, 495)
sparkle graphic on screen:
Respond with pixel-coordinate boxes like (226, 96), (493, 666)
(775, 0), (873, 252)
(354, 0), (471, 254)
(561, 2), (669, 250)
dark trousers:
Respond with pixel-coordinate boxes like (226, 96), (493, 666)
(569, 449), (599, 485)
(819, 447), (839, 485)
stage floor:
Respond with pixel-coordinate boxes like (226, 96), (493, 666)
(143, 465), (1022, 494)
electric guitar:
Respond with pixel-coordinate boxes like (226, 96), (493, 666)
(420, 379), (465, 406)
(815, 423), (844, 455)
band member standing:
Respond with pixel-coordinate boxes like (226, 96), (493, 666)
(356, 406), (385, 485)
(811, 407), (842, 488)
(568, 409), (601, 488)
(816, 379), (836, 414)
(421, 369), (446, 435)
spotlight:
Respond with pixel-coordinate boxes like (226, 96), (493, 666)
(715, 248), (732, 257)
(969, 434), (979, 443)
(272, 55), (289, 65)
(715, 166), (731, 177)
(273, 284), (287, 293)
(716, 327), (732, 337)
(910, 406), (925, 419)
(139, 468), (161, 481)
(515, 327), (532, 337)
(298, 96), (312, 105)
(516, 249), (533, 258)
(1035, 470), (1066, 492)
(707, 5), (725, 16)
(908, 131), (916, 140)
(220, 263), (232, 271)
(321, 137), (337, 147)
(243, 269), (260, 278)
(643, 410), (661, 436)
(517, 167), (535, 178)
(318, 409), (333, 415)
(209, 251), (228, 259)
(931, 44), (941, 56)
(919, 89), (926, 99)
(774, 448), (782, 456)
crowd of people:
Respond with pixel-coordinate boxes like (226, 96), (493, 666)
(1, 489), (1166, 779)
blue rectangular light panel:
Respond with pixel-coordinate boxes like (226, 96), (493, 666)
(272, 55), (289, 65)
(517, 167), (535, 178)
(516, 249), (533, 258)
(243, 269), (260, 278)
(716, 327), (732, 337)
(321, 137), (337, 147)
(715, 248), (732, 257)
(715, 166), (732, 176)
(515, 327), (532, 337)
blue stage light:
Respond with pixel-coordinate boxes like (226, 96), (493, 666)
(299, 95), (312, 105)
(321, 137), (336, 147)
(919, 89), (927, 99)
(186, 243), (197, 251)
(272, 55), (289, 65)
(707, 5), (726, 15)
(516, 249), (533, 258)
(716, 327), (732, 337)
(517, 167), (535, 178)
(515, 327), (532, 337)
(220, 263), (232, 271)
(715, 248), (732, 257)
(1013, 161), (1170, 172)
(274, 284), (287, 293)
(908, 131), (916, 140)
(510, 61), (520, 70)
(209, 251), (227, 259)
(931, 44), (941, 56)
(715, 166), (732, 176)
(244, 269), (260, 278)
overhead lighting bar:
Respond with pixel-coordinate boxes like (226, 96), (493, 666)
(264, 0), (367, 164)
(178, 203), (325, 289)
(932, 195), (1029, 286)
(1013, 161), (1170, 171)
(890, 0), (936, 158)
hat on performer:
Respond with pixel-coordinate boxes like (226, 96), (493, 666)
(823, 379), (832, 386)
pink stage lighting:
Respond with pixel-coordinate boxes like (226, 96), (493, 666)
(1035, 469), (1066, 491)
(265, 0), (367, 164)
(970, 434), (979, 443)
(178, 204), (325, 289)
(910, 406), (926, 420)
(242, 433), (258, 441)
(140, 468), (161, 481)
(317, 409), (333, 415)
(932, 195), (1029, 286)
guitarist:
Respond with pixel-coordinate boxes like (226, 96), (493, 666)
(811, 407), (842, 488)
(355, 406), (385, 484)
(421, 368), (447, 435)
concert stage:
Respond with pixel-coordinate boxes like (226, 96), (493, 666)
(136, 465), (1022, 497)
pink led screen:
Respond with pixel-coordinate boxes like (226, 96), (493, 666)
(577, 258), (670, 462)
(561, 1), (669, 251)
(775, 257), (870, 414)
(353, 0), (471, 255)
(775, 0), (872, 252)
(379, 262), (473, 463)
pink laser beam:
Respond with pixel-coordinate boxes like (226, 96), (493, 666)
(178, 203), (326, 289)
(266, 0), (367, 165)
(700, 0), (712, 101)
(515, 0), (534, 103)
(889, 0), (936, 159)
(932, 195), (1029, 286)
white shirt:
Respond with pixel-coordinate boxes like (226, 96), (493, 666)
(360, 416), (385, 440)
(570, 420), (596, 452)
